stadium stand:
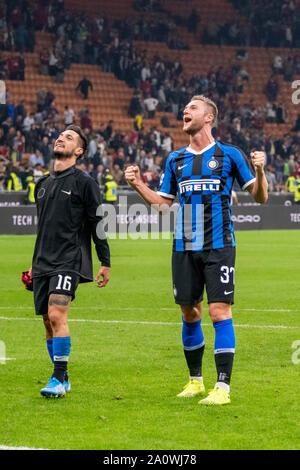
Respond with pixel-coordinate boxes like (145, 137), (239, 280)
(0, 0), (299, 193)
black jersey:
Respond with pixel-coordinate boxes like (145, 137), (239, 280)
(32, 165), (110, 282)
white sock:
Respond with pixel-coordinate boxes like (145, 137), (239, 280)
(190, 376), (203, 381)
(215, 381), (230, 392)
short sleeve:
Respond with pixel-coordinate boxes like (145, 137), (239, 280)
(230, 147), (256, 191)
(157, 154), (177, 199)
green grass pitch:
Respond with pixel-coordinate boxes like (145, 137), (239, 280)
(0, 231), (299, 450)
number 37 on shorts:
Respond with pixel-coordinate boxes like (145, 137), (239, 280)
(220, 265), (235, 285)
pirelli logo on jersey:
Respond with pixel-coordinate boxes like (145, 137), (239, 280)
(178, 178), (221, 194)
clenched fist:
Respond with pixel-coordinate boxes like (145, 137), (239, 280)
(124, 165), (142, 187)
(250, 151), (266, 173)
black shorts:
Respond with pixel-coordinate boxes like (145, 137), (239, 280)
(172, 247), (236, 306)
(33, 271), (80, 316)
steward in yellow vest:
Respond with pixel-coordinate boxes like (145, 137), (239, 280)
(103, 173), (117, 204)
(294, 179), (300, 204)
(25, 176), (36, 204)
(285, 175), (297, 193)
(7, 171), (23, 191)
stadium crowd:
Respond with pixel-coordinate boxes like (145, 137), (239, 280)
(0, 0), (299, 197)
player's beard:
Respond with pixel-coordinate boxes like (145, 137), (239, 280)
(53, 149), (74, 160)
(183, 117), (205, 136)
(183, 122), (203, 136)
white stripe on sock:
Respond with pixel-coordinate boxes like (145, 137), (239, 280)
(53, 355), (69, 362)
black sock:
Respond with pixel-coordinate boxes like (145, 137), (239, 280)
(214, 352), (234, 386)
(52, 361), (67, 384)
(184, 345), (205, 377)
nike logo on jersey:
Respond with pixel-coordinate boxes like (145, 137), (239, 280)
(61, 190), (71, 195)
(178, 164), (188, 170)
(224, 290), (234, 295)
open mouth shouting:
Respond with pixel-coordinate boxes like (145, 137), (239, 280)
(184, 115), (192, 124)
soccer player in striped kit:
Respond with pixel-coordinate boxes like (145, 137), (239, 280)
(125, 95), (268, 405)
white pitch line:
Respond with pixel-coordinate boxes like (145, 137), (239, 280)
(240, 308), (295, 312)
(0, 316), (298, 329)
(0, 445), (47, 450)
(0, 306), (299, 312)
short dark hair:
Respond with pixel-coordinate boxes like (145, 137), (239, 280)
(65, 125), (88, 154)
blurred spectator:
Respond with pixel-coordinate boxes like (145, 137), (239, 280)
(14, 129), (25, 161)
(288, 154), (297, 176)
(6, 52), (25, 80)
(96, 164), (104, 186)
(129, 91), (143, 118)
(38, 136), (52, 167)
(14, 99), (26, 122)
(0, 170), (5, 191)
(292, 114), (300, 132)
(76, 76), (93, 100)
(265, 165), (277, 192)
(283, 56), (294, 82)
(294, 160), (300, 179)
(48, 47), (58, 76)
(111, 163), (123, 184)
(33, 163), (44, 182)
(142, 166), (155, 186)
(29, 149), (45, 168)
(273, 154), (284, 183)
(37, 88), (48, 112)
(161, 132), (173, 154)
(79, 108), (92, 131)
(113, 147), (126, 170)
(144, 94), (159, 118)
(276, 103), (286, 124)
(266, 103), (277, 123)
(64, 105), (75, 126)
(39, 48), (50, 75)
(6, 165), (23, 191)
(55, 60), (65, 83)
(273, 55), (283, 74)
(265, 75), (279, 102)
(87, 133), (98, 160)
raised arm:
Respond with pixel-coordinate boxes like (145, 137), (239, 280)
(247, 151), (268, 204)
(124, 165), (173, 212)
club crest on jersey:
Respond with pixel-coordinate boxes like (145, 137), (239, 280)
(178, 178), (220, 194)
(207, 158), (219, 170)
(37, 187), (45, 199)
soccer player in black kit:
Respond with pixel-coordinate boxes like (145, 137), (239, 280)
(28, 125), (111, 398)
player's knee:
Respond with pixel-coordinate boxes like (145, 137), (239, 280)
(181, 303), (202, 322)
(209, 302), (232, 323)
(48, 310), (62, 330)
(43, 314), (53, 338)
(48, 294), (70, 332)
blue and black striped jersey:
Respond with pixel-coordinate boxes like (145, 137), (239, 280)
(158, 141), (256, 251)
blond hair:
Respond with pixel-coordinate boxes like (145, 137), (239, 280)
(190, 95), (218, 126)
